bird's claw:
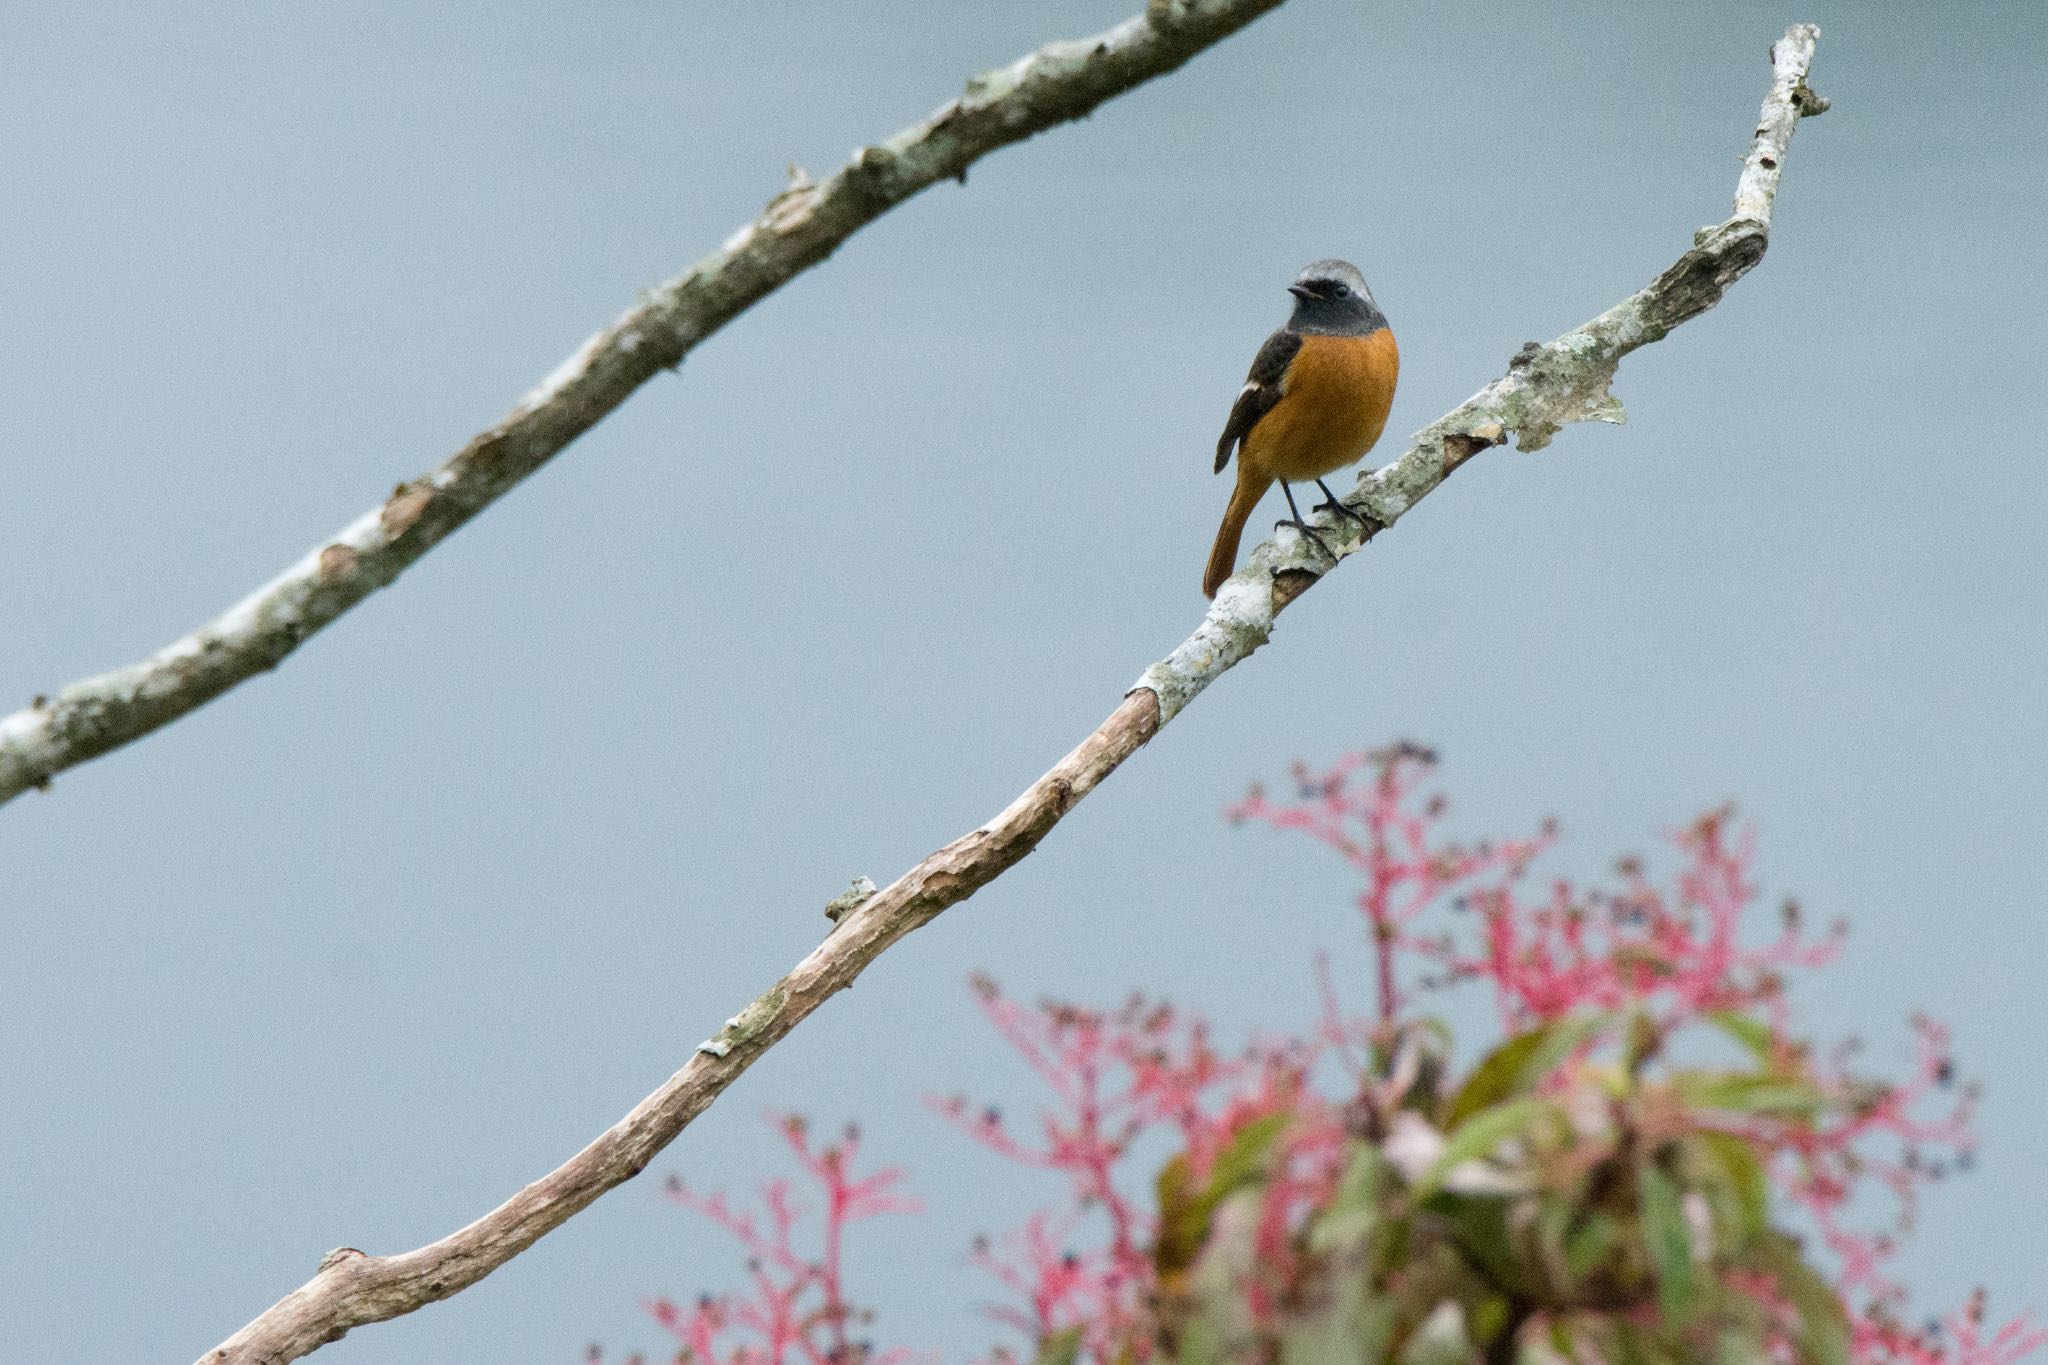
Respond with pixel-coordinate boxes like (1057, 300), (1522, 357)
(1274, 518), (1336, 563)
(1313, 480), (1378, 534)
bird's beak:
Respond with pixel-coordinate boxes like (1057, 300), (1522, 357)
(1286, 283), (1313, 300)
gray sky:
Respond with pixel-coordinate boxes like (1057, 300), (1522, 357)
(3, 2), (2043, 1361)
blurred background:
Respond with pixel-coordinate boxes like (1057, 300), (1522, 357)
(2, 1), (2042, 1359)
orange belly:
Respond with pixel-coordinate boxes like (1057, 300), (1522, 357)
(1242, 329), (1399, 482)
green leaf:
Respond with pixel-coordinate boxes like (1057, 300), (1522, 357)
(1607, 1318), (1685, 1365)
(1308, 1141), (1390, 1255)
(1176, 1190), (1267, 1365)
(1437, 1194), (1544, 1303)
(1033, 1326), (1084, 1365)
(1156, 1110), (1291, 1279)
(1278, 1252), (1398, 1365)
(1209, 1110), (1292, 1200)
(1155, 1152), (1205, 1278)
(1636, 1162), (1696, 1327)
(1623, 1009), (1661, 1077)
(1468, 1294), (1512, 1351)
(1397, 1300), (1476, 1365)
(1705, 1010), (1776, 1063)
(1687, 1131), (1770, 1250)
(1673, 1071), (1825, 1118)
(1711, 1322), (1779, 1365)
(1445, 1013), (1609, 1130)
(1415, 1098), (1558, 1201)
(1173, 1310), (1230, 1365)
(1563, 1210), (1624, 1288)
(1753, 1231), (1851, 1365)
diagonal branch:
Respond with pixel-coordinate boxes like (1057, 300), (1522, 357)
(0, 0), (1288, 808)
(198, 25), (1827, 1365)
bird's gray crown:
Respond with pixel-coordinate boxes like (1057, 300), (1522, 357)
(1296, 259), (1369, 295)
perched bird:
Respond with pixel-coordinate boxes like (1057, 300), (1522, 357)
(1203, 259), (1399, 598)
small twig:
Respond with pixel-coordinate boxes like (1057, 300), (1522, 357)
(824, 877), (880, 926)
(197, 25), (1826, 1364)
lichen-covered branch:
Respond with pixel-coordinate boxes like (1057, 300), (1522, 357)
(1141, 24), (1826, 720)
(197, 26), (1825, 1365)
(0, 0), (1289, 808)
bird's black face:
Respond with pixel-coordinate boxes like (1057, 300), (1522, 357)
(1284, 259), (1385, 337)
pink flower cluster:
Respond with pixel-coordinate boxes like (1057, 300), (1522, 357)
(1784, 1014), (2030, 1365)
(1225, 742), (1553, 1025)
(951, 746), (2040, 1365)
(597, 1114), (921, 1365)
(610, 746), (2040, 1365)
(928, 981), (1309, 1358)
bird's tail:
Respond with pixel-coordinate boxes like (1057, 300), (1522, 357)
(1203, 473), (1269, 598)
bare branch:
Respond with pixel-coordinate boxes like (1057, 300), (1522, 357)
(198, 25), (1826, 1365)
(0, 0), (1288, 808)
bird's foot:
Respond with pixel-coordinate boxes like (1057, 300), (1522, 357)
(1273, 518), (1336, 563)
(1313, 480), (1380, 536)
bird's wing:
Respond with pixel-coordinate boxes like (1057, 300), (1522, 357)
(1214, 328), (1300, 474)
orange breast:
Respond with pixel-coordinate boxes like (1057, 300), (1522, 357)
(1242, 329), (1399, 483)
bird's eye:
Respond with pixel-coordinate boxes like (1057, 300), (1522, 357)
(1333, 284), (1351, 298)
